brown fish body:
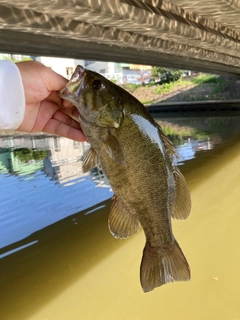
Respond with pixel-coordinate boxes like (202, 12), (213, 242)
(82, 105), (173, 244)
(60, 66), (191, 292)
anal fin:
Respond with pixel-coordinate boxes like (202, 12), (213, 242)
(108, 196), (140, 239)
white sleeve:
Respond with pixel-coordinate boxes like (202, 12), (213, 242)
(0, 60), (25, 130)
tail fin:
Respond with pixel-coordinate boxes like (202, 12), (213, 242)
(140, 240), (190, 292)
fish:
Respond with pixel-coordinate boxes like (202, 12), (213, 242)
(59, 65), (191, 292)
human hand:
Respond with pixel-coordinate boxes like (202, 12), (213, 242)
(16, 60), (86, 141)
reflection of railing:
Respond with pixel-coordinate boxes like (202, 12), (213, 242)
(0, 134), (49, 149)
(50, 156), (83, 166)
(43, 137), (88, 184)
(175, 138), (213, 165)
(90, 167), (110, 188)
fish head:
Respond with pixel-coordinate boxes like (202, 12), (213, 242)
(59, 65), (124, 128)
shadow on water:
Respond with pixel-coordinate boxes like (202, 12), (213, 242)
(0, 199), (131, 320)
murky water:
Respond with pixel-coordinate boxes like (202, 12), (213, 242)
(1, 112), (240, 320)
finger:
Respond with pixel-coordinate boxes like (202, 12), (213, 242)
(45, 91), (63, 107)
(53, 110), (80, 130)
(61, 98), (80, 120)
(42, 65), (68, 92)
(43, 119), (87, 142)
(62, 100), (73, 108)
(59, 106), (80, 121)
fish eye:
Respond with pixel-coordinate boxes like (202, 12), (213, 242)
(92, 80), (102, 90)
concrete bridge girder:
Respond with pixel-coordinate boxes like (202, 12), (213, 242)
(1, 0), (240, 75)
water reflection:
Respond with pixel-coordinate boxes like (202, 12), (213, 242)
(0, 114), (239, 247)
(154, 114), (240, 164)
(1, 112), (240, 320)
(0, 136), (112, 249)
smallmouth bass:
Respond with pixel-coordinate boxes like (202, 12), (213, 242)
(59, 66), (191, 292)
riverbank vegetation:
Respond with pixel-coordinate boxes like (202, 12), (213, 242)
(121, 73), (233, 105)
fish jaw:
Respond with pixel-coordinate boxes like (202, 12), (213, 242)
(58, 65), (85, 104)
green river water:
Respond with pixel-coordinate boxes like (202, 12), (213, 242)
(0, 111), (240, 320)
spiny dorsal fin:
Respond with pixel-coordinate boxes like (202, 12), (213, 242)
(157, 125), (176, 158)
(82, 147), (99, 173)
(171, 166), (191, 220)
(108, 196), (141, 239)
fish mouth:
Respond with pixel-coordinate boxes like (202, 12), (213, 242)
(58, 65), (85, 102)
(68, 65), (85, 86)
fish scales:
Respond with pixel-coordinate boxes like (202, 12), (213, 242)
(59, 65), (191, 292)
(107, 119), (171, 245)
(86, 109), (172, 245)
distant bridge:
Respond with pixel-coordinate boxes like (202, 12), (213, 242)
(1, 0), (240, 76)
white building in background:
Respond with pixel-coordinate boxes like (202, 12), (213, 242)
(85, 61), (121, 74)
(85, 61), (124, 84)
(38, 58), (152, 84)
(85, 61), (152, 84)
(1, 53), (152, 84)
(37, 56), (85, 79)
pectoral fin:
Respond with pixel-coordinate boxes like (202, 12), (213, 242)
(82, 147), (99, 172)
(102, 133), (126, 166)
(171, 167), (191, 220)
(108, 196), (140, 239)
(97, 102), (123, 128)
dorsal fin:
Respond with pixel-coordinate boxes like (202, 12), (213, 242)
(157, 125), (176, 158)
(171, 166), (191, 220)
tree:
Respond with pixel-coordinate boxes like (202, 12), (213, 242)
(152, 67), (183, 83)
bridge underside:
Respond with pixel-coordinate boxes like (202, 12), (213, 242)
(1, 0), (240, 76)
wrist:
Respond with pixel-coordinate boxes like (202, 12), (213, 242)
(0, 60), (26, 130)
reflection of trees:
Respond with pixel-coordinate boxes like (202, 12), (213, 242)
(156, 116), (240, 144)
(158, 120), (210, 146)
(155, 115), (240, 147)
(0, 147), (45, 176)
(13, 148), (47, 163)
